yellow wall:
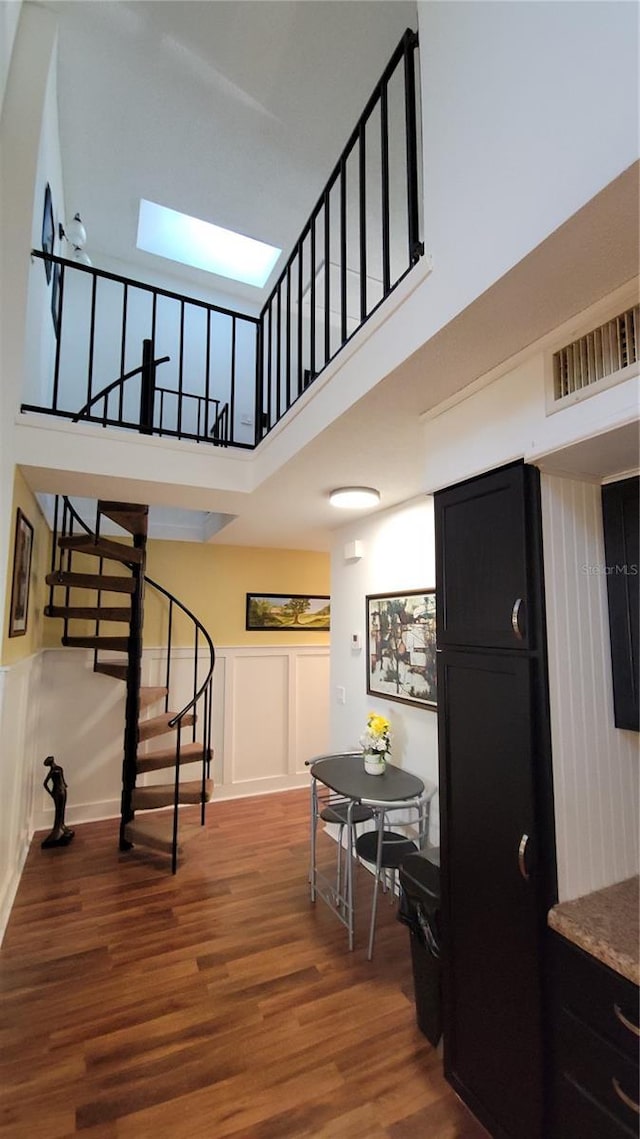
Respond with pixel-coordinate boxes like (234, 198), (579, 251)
(38, 523), (330, 651)
(144, 540), (330, 647)
(1, 469), (50, 665)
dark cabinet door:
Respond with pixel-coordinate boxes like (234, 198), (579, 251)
(602, 476), (639, 731)
(438, 648), (545, 1139)
(435, 461), (538, 650)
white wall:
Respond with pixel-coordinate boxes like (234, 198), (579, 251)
(0, 653), (41, 942)
(23, 37), (66, 413)
(0, 4), (62, 945)
(0, 0), (22, 118)
(422, 282), (640, 494)
(1, 4), (64, 642)
(417, 0), (639, 328)
(330, 497), (439, 842)
(541, 475), (639, 901)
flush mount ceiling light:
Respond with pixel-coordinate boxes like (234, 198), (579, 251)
(136, 199), (281, 287)
(329, 486), (381, 509)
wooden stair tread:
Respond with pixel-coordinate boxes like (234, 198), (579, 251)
(123, 816), (184, 855)
(45, 605), (131, 621)
(136, 741), (205, 773)
(57, 535), (143, 565)
(94, 662), (128, 681)
(138, 712), (196, 741)
(98, 501), (148, 536)
(123, 816), (202, 855)
(131, 779), (213, 810)
(139, 686), (168, 708)
(46, 571), (136, 594)
(62, 635), (129, 651)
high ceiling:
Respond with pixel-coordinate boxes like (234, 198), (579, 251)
(47, 0), (417, 307)
(28, 2), (639, 550)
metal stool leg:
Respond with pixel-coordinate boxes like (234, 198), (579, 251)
(335, 821), (345, 904)
(310, 777), (318, 901)
(367, 811), (385, 961)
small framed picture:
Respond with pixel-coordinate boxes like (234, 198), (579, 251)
(366, 589), (437, 709)
(41, 183), (55, 284)
(246, 593), (330, 631)
(9, 509), (34, 637)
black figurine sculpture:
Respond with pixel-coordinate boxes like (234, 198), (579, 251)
(41, 755), (75, 848)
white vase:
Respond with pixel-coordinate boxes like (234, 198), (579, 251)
(364, 752), (387, 776)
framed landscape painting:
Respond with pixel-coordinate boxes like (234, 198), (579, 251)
(246, 593), (330, 631)
(366, 589), (437, 709)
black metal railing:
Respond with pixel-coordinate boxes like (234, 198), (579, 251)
(144, 574), (215, 872)
(255, 28), (422, 442)
(26, 255), (258, 448)
(24, 29), (422, 450)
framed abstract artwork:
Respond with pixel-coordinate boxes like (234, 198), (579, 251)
(9, 509), (34, 637)
(366, 589), (436, 709)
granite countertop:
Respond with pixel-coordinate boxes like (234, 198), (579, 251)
(548, 875), (639, 985)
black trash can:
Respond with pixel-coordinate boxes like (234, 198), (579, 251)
(398, 848), (442, 1046)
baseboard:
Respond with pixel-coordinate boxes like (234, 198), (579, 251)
(212, 774), (310, 801)
(32, 797), (121, 832)
(0, 830), (31, 947)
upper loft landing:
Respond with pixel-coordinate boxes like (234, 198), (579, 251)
(22, 31), (424, 460)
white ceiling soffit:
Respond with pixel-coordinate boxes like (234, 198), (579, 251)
(36, 495), (237, 542)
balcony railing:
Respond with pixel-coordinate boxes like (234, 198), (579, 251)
(23, 256), (258, 449)
(256, 28), (423, 442)
(23, 29), (423, 450)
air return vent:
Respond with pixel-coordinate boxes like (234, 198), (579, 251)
(552, 303), (639, 402)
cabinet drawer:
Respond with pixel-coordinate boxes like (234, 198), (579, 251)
(553, 1072), (636, 1139)
(552, 933), (639, 1061)
(556, 1006), (639, 1134)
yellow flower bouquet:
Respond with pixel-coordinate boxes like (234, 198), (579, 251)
(360, 712), (391, 774)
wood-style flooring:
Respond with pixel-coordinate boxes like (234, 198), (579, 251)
(1, 789), (488, 1138)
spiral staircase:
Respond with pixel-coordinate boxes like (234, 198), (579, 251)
(45, 496), (215, 872)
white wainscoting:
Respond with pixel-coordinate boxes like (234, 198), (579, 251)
(32, 644), (329, 829)
(0, 653), (42, 943)
(35, 648), (126, 827)
(214, 646), (329, 798)
(129, 645), (330, 798)
(541, 473), (639, 902)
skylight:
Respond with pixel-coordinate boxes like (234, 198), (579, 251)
(136, 199), (281, 288)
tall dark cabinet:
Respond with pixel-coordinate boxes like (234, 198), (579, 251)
(435, 460), (557, 1139)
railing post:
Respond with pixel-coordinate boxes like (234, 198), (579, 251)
(119, 530), (146, 851)
(254, 320), (263, 447)
(403, 29), (424, 267)
(139, 338), (155, 434)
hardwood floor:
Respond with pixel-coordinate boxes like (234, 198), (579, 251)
(1, 789), (488, 1138)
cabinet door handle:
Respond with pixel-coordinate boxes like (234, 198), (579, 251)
(612, 1077), (640, 1114)
(511, 598), (524, 639)
(614, 1003), (640, 1038)
(518, 834), (530, 880)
